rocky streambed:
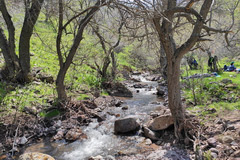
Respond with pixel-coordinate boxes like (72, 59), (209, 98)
(12, 73), (192, 160)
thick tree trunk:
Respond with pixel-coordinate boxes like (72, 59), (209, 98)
(159, 45), (167, 80)
(0, 0), (20, 80)
(19, 0), (44, 81)
(167, 57), (185, 140)
(56, 68), (68, 101)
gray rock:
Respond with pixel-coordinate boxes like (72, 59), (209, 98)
(143, 126), (160, 141)
(148, 114), (174, 131)
(207, 138), (217, 147)
(104, 82), (133, 97)
(19, 136), (28, 145)
(114, 117), (140, 134)
(222, 136), (234, 144)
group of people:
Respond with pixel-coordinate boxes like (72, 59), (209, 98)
(224, 62), (237, 72)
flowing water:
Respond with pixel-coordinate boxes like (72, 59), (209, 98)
(24, 75), (186, 160)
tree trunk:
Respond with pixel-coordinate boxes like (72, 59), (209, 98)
(111, 51), (117, 80)
(56, 0), (104, 101)
(167, 57), (185, 140)
(159, 45), (167, 80)
(56, 68), (68, 101)
(19, 0), (44, 81)
(0, 0), (20, 80)
(101, 56), (111, 81)
(0, 28), (18, 79)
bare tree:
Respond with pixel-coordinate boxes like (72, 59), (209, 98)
(0, 0), (44, 82)
(88, 11), (124, 82)
(115, 0), (230, 141)
(56, 0), (108, 101)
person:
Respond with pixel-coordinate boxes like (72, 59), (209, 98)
(224, 65), (228, 71)
(191, 58), (198, 69)
(228, 62), (236, 71)
(208, 56), (214, 72)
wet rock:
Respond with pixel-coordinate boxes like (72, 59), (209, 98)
(88, 155), (104, 160)
(114, 117), (140, 134)
(232, 150), (240, 157)
(122, 106), (128, 110)
(65, 128), (87, 141)
(222, 136), (234, 144)
(19, 152), (55, 160)
(133, 83), (148, 88)
(207, 138), (217, 147)
(143, 126), (160, 141)
(132, 71), (141, 75)
(115, 99), (123, 107)
(103, 82), (133, 97)
(147, 114), (174, 131)
(91, 112), (106, 122)
(156, 86), (165, 96)
(136, 90), (140, 93)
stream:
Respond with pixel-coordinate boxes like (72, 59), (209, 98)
(24, 74), (191, 160)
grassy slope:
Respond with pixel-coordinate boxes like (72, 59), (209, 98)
(0, 13), (135, 112)
(182, 58), (240, 116)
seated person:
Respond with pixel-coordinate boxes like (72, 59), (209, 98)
(228, 62), (236, 71)
(224, 65), (228, 71)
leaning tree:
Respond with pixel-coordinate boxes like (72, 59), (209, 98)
(56, 0), (109, 101)
(116, 0), (231, 141)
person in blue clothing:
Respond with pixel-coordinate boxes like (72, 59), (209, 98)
(228, 62), (236, 71)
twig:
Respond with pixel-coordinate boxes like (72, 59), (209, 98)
(12, 123), (19, 157)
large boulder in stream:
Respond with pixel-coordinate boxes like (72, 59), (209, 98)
(103, 82), (133, 97)
(19, 152), (55, 160)
(114, 117), (140, 134)
(147, 114), (174, 131)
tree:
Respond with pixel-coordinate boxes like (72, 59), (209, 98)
(116, 0), (230, 141)
(89, 12), (124, 82)
(56, 0), (108, 101)
(0, 0), (44, 82)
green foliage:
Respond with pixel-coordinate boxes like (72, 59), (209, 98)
(204, 150), (214, 160)
(39, 109), (60, 119)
